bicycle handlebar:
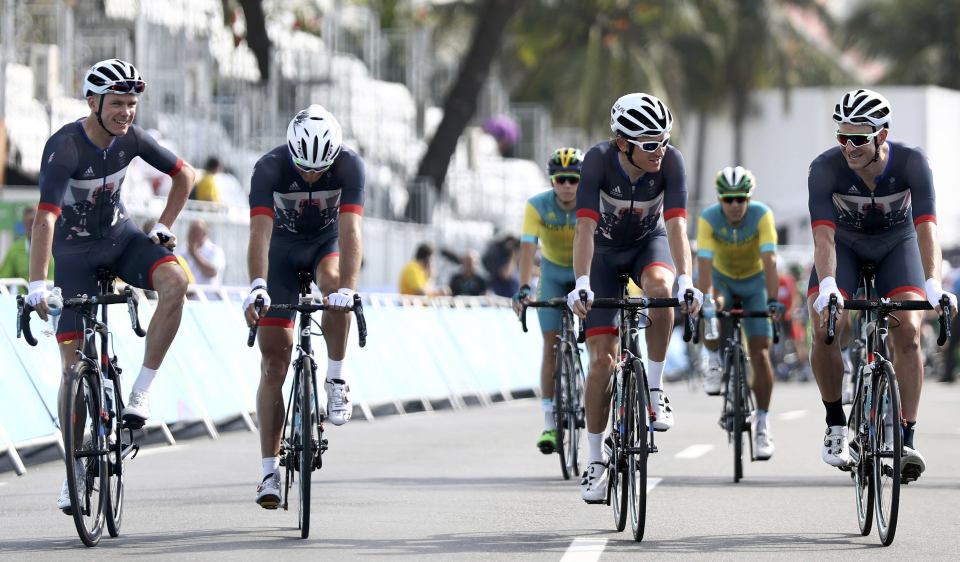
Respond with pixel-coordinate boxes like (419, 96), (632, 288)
(825, 295), (838, 346)
(247, 294), (368, 348)
(840, 296), (951, 347)
(17, 288), (144, 347)
(519, 297), (565, 333)
(682, 290), (695, 343)
(939, 296), (952, 346)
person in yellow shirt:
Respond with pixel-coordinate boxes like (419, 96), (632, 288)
(192, 157), (223, 202)
(399, 243), (437, 295)
(696, 166), (780, 460)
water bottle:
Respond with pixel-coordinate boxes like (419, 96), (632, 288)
(47, 286), (63, 333)
(703, 294), (719, 341)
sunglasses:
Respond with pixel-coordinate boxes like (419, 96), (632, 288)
(625, 135), (670, 152)
(721, 197), (748, 205)
(552, 174), (580, 185)
(105, 80), (146, 94)
(836, 129), (882, 147)
(294, 162), (331, 174)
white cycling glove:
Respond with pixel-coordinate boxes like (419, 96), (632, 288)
(813, 276), (844, 314)
(148, 222), (177, 248)
(243, 278), (271, 312)
(566, 275), (594, 313)
(676, 274), (703, 309)
(327, 288), (355, 309)
(25, 280), (50, 307)
(925, 278), (957, 312)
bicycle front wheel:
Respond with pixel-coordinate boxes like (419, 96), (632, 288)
(105, 376), (125, 538)
(554, 342), (570, 480)
(298, 361), (315, 539)
(730, 347), (745, 483)
(627, 359), (650, 542)
(847, 370), (873, 536)
(609, 372), (628, 532)
(64, 365), (107, 547)
(873, 362), (901, 546)
(568, 345), (585, 478)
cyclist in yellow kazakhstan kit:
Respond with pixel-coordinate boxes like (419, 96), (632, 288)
(513, 148), (583, 454)
(696, 166), (781, 460)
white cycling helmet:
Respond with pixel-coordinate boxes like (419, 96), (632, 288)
(610, 93), (673, 138)
(286, 104), (343, 171)
(83, 58), (145, 97)
(833, 88), (891, 129)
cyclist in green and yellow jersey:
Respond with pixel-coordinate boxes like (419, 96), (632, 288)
(513, 147), (582, 454)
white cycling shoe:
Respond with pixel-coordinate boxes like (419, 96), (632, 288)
(754, 428), (775, 460)
(650, 389), (674, 431)
(56, 460), (85, 514)
(822, 425), (853, 467)
(580, 461), (608, 503)
(325, 379), (352, 426)
(901, 445), (926, 482)
(703, 359), (723, 395)
(121, 391), (150, 427)
(256, 472), (282, 509)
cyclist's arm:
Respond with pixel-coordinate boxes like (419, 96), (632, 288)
(247, 215), (272, 282)
(812, 225), (836, 282)
(762, 252), (779, 302)
(573, 146), (603, 280)
(32, 135), (77, 283)
(135, 126), (196, 227)
(695, 214), (715, 295)
(157, 164), (196, 228)
(338, 212), (362, 291)
(662, 147), (691, 278)
(758, 208), (779, 300)
(906, 149), (941, 281)
(808, 156), (838, 285)
(696, 257), (713, 296)
(665, 216), (692, 278)
(916, 222), (942, 281)
(29, 210), (56, 284)
(572, 217), (596, 279)
(518, 242), (537, 288)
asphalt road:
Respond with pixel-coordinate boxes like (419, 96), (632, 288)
(1, 380), (959, 560)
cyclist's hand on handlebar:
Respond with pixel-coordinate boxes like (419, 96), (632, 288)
(243, 278), (270, 326)
(925, 278), (958, 318)
(566, 275), (593, 319)
(677, 274), (703, 315)
(148, 222), (177, 249)
(26, 280), (51, 321)
(813, 276), (844, 327)
(326, 288), (355, 312)
(512, 285), (531, 317)
(767, 299), (786, 321)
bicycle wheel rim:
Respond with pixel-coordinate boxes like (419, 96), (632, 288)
(873, 364), (901, 546)
(848, 387), (874, 536)
(570, 351), (585, 476)
(554, 345), (569, 480)
(628, 360), (649, 542)
(299, 362), (313, 539)
(609, 376), (627, 532)
(64, 367), (106, 547)
(106, 383), (124, 538)
(731, 349), (744, 483)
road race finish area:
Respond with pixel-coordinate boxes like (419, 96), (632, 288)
(2, 383), (959, 558)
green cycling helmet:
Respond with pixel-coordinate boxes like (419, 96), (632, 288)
(715, 166), (755, 198)
(547, 147), (584, 175)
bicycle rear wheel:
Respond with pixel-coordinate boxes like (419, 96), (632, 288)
(847, 371), (874, 536)
(105, 374), (125, 538)
(298, 361), (315, 539)
(554, 343), (570, 480)
(609, 371), (628, 532)
(873, 362), (901, 546)
(64, 365), (107, 547)
(627, 360), (650, 542)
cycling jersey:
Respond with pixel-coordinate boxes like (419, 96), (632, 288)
(39, 121), (183, 250)
(249, 145), (365, 240)
(521, 190), (575, 267)
(697, 201), (777, 280)
(808, 141), (936, 239)
(576, 141), (687, 249)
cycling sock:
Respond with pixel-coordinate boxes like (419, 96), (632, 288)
(647, 359), (665, 390)
(823, 398), (846, 427)
(756, 409), (768, 432)
(262, 456), (280, 478)
(542, 399), (556, 430)
(327, 358), (344, 384)
(587, 432), (604, 465)
(132, 366), (157, 394)
(904, 421), (916, 449)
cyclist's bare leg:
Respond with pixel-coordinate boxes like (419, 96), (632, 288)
(640, 266), (675, 362)
(887, 291), (924, 421)
(585, 333), (617, 433)
(256, 326), (294, 458)
(748, 335), (773, 410)
(316, 254), (349, 361)
(807, 294), (848, 401)
(540, 331), (558, 401)
(142, 262), (188, 369)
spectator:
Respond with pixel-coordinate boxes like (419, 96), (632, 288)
(180, 219), (225, 286)
(192, 156), (224, 202)
(449, 250), (487, 296)
(0, 206), (54, 282)
(482, 115), (521, 158)
(399, 243), (442, 296)
(142, 219), (195, 285)
(483, 234), (521, 298)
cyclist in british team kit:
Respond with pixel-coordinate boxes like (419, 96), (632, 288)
(243, 104), (364, 508)
(696, 166), (780, 460)
(568, 93), (703, 502)
(28, 59), (195, 512)
(513, 147), (583, 455)
(807, 89), (957, 478)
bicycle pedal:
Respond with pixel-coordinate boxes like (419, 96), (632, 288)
(649, 445), (659, 454)
(582, 498), (606, 505)
(121, 417), (145, 430)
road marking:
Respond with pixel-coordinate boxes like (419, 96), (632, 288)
(136, 444), (187, 457)
(675, 444), (713, 459)
(779, 409), (808, 421)
(561, 538), (608, 562)
(647, 477), (662, 491)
